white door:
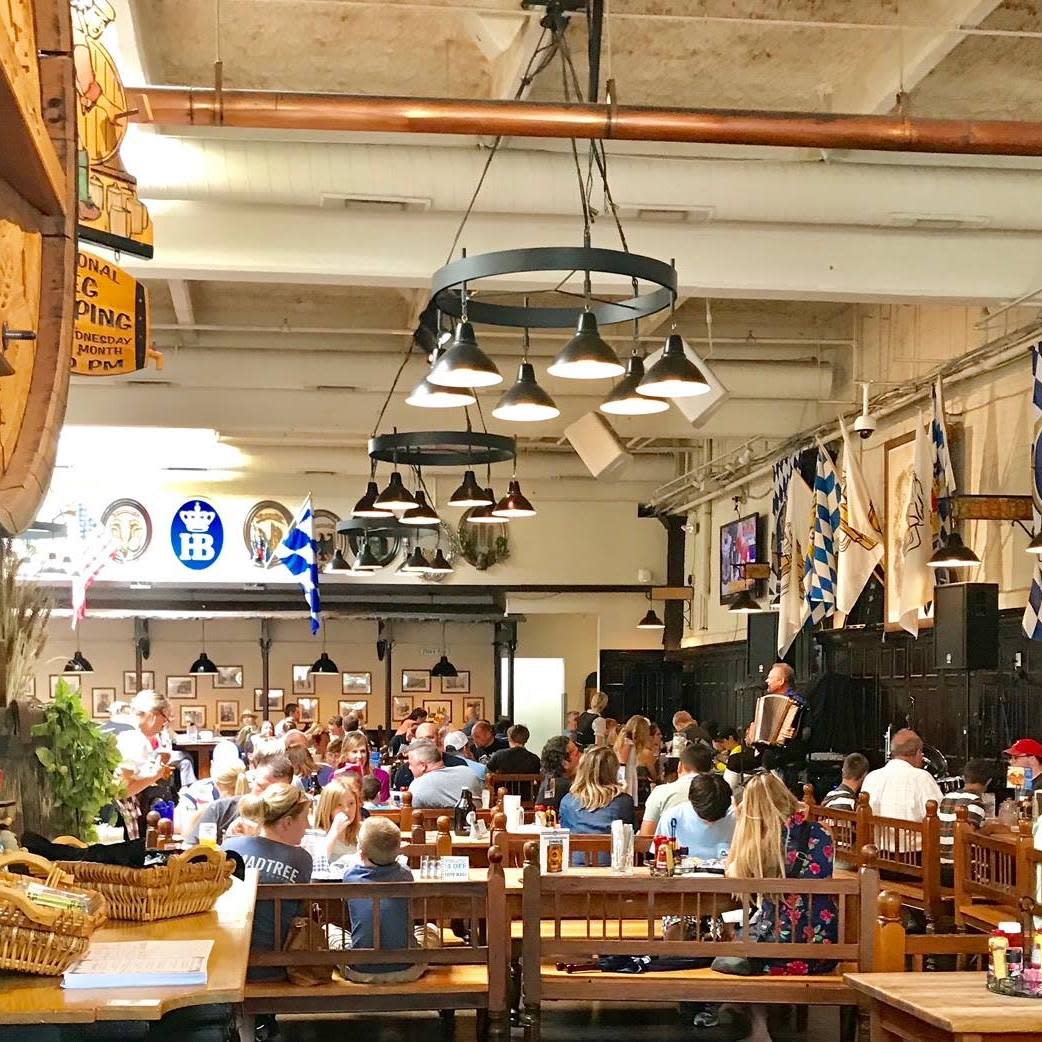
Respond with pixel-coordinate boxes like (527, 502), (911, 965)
(504, 657), (566, 757)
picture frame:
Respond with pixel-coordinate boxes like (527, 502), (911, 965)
(339, 699), (367, 726)
(51, 674), (81, 698)
(179, 705), (206, 729)
(402, 669), (431, 694)
(254, 687), (285, 712)
(123, 670), (155, 695)
(462, 696), (485, 720)
(216, 700), (239, 728)
(440, 671), (470, 694)
(166, 675), (196, 699)
(297, 697), (319, 724)
(341, 671), (371, 695)
(291, 665), (314, 695)
(422, 699), (452, 726)
(392, 695), (412, 721)
(214, 665), (244, 689)
(91, 687), (116, 719)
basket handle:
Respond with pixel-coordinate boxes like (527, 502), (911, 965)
(0, 882), (64, 927)
(168, 844), (228, 883)
(0, 851), (70, 886)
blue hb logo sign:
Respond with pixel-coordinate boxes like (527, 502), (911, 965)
(171, 499), (223, 570)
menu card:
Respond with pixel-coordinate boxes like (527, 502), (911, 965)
(63, 940), (213, 989)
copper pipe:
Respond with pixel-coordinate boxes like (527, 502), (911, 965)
(126, 86), (1042, 156)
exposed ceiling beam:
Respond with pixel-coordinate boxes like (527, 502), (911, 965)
(167, 279), (195, 325)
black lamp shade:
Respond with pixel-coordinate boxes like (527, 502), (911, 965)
(637, 608), (665, 630)
(428, 322), (502, 389)
(493, 479), (536, 518)
(492, 362), (560, 422)
(600, 352), (671, 415)
(430, 654), (459, 678)
(353, 541), (382, 571)
(63, 649), (94, 674)
(728, 589), (765, 614)
(449, 470), (493, 508)
(467, 489), (507, 525)
(400, 490), (440, 526)
(310, 651), (340, 675)
(375, 472), (418, 511)
(402, 546), (430, 571)
(353, 481), (393, 518)
(406, 374), (477, 409)
(326, 547), (351, 571)
(548, 310), (624, 380)
(638, 334), (711, 399)
(189, 650), (218, 675)
(427, 548), (454, 573)
(927, 532), (980, 569)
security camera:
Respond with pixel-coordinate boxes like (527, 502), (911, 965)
(853, 382), (876, 440)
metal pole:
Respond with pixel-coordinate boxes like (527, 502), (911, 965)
(259, 619), (272, 721)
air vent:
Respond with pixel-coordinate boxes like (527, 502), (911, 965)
(887, 212), (990, 230)
(618, 204), (715, 224)
(314, 384), (360, 393)
(319, 193), (431, 213)
(126, 379), (172, 387)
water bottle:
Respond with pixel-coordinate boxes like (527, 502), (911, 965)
(371, 747), (381, 769)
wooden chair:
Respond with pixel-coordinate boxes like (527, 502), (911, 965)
(874, 890), (991, 972)
(486, 773), (541, 806)
(803, 786), (869, 867)
(952, 811), (1030, 931)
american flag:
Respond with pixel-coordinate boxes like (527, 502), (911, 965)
(71, 506), (118, 627)
(275, 495), (321, 634)
(1024, 345), (1042, 641)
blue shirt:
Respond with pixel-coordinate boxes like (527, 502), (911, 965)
(558, 792), (635, 833)
(655, 803), (736, 860)
(343, 861), (415, 973)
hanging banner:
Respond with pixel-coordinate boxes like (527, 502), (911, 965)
(72, 250), (151, 375)
(72, 0), (154, 258)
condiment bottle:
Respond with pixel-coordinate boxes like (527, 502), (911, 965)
(999, 921), (1024, 979)
(534, 804), (547, 828)
(989, 929), (1009, 980)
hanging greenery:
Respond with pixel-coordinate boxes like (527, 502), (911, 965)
(31, 680), (120, 840)
(0, 538), (50, 708)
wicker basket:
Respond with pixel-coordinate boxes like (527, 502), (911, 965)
(58, 844), (234, 922)
(0, 852), (108, 977)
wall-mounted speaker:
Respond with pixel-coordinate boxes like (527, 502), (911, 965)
(564, 412), (631, 478)
(934, 582), (998, 671)
(747, 612), (779, 677)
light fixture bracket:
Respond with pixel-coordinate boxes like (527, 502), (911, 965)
(369, 431), (516, 468)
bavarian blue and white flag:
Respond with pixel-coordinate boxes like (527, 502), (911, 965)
(778, 471), (813, 657)
(1023, 345), (1042, 640)
(806, 441), (841, 626)
(769, 453), (799, 605)
(276, 495), (321, 635)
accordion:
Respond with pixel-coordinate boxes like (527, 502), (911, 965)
(750, 693), (802, 747)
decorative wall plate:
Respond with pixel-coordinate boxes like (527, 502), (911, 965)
(101, 498), (151, 562)
(243, 500), (291, 568)
(457, 512), (510, 570)
(312, 509), (340, 567)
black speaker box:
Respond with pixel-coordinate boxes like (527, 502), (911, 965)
(934, 582), (998, 671)
(747, 612), (779, 677)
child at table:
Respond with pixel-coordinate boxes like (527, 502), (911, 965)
(361, 774), (395, 810)
(312, 777), (362, 861)
(338, 817), (428, 983)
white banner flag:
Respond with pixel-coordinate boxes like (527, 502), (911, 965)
(896, 415), (935, 637)
(836, 417), (884, 617)
(777, 471), (814, 657)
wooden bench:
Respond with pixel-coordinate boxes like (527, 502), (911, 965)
(487, 773), (541, 806)
(804, 786), (868, 867)
(242, 851), (509, 1039)
(519, 844), (881, 1042)
(874, 891), (991, 972)
(953, 813), (1034, 931)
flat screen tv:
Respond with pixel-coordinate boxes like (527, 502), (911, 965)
(720, 512), (762, 603)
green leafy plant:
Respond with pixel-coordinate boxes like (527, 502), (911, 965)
(0, 538), (51, 707)
(31, 679), (120, 840)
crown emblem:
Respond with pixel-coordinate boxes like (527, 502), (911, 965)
(180, 501), (215, 532)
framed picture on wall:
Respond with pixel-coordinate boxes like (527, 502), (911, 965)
(91, 687), (115, 719)
(291, 665), (314, 695)
(298, 697), (319, 723)
(216, 700), (239, 728)
(214, 665), (244, 689)
(166, 675), (196, 700)
(339, 699), (367, 725)
(462, 696), (484, 720)
(402, 669), (431, 693)
(392, 696), (412, 721)
(50, 674), (81, 698)
(123, 670), (155, 695)
(254, 688), (285, 712)
(440, 671), (470, 694)
(422, 699), (452, 726)
(179, 705), (206, 729)
(341, 671), (371, 695)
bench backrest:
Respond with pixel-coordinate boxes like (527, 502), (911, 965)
(804, 786), (868, 866)
(491, 827), (653, 869)
(486, 773), (541, 805)
(952, 811), (1027, 910)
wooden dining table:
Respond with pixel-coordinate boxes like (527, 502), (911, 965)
(0, 871), (257, 1027)
(845, 971), (1042, 1041)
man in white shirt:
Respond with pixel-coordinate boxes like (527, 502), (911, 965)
(860, 729), (943, 821)
(639, 744), (714, 836)
(407, 742), (482, 809)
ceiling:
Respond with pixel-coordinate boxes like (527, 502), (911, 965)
(67, 0), (1042, 490)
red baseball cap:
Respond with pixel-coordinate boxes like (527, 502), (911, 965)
(1004, 738), (1042, 758)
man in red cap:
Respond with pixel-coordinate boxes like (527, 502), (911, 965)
(1005, 738), (1042, 785)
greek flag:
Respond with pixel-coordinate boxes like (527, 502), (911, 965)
(276, 495), (321, 635)
(806, 441), (840, 626)
(769, 453), (799, 604)
(931, 377), (957, 586)
(1023, 345), (1042, 641)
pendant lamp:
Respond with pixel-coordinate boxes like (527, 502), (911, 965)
(637, 607), (665, 630)
(430, 622), (458, 677)
(728, 589), (766, 613)
(426, 548), (453, 574)
(548, 309), (624, 380)
(1027, 531), (1042, 555)
(352, 540), (382, 571)
(449, 470), (493, 508)
(310, 651), (339, 675)
(402, 546), (430, 572)
(352, 481), (393, 519)
(63, 649), (94, 674)
(927, 532), (980, 569)
(375, 471), (418, 512)
(600, 349), (670, 416)
(428, 314), (502, 389)
(467, 488), (507, 525)
(400, 489), (440, 526)
(406, 377), (477, 409)
(639, 333), (710, 399)
(326, 546), (351, 571)
(189, 620), (218, 675)
(493, 478), (536, 519)
(493, 315), (559, 421)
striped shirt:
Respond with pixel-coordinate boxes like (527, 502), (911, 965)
(821, 782), (859, 813)
(937, 789), (986, 860)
